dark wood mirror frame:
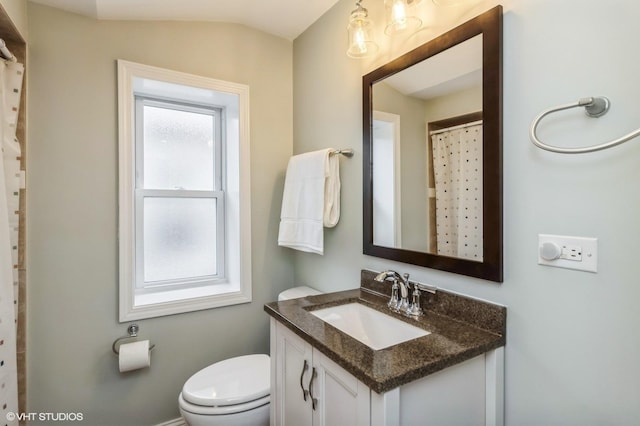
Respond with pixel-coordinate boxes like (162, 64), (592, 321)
(363, 6), (503, 282)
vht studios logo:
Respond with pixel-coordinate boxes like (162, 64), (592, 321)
(6, 412), (84, 422)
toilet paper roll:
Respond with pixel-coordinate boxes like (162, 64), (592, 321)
(118, 340), (151, 373)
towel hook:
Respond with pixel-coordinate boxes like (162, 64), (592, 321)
(112, 324), (155, 355)
(529, 96), (640, 154)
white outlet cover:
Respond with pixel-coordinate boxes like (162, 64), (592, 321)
(538, 234), (598, 273)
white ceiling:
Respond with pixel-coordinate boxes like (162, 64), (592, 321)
(27, 0), (341, 40)
(384, 34), (483, 100)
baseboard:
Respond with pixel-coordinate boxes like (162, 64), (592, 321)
(155, 417), (186, 426)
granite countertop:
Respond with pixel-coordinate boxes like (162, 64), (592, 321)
(263, 270), (506, 394)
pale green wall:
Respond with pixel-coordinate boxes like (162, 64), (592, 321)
(26, 3), (294, 424)
(24, 0), (640, 423)
(294, 0), (640, 423)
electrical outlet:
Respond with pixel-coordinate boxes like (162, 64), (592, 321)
(538, 234), (598, 273)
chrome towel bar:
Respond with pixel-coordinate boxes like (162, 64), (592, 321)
(330, 148), (354, 157)
(529, 96), (640, 154)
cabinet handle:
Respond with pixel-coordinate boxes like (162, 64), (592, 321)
(308, 367), (318, 411)
(299, 359), (309, 401)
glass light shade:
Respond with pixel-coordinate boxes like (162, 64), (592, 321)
(347, 2), (379, 58)
(384, 0), (422, 35)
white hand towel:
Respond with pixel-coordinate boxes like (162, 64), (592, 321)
(323, 149), (340, 228)
(278, 148), (341, 254)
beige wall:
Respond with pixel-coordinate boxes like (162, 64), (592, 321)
(294, 0), (640, 423)
(424, 85), (482, 124)
(373, 82), (428, 252)
(26, 3), (294, 424)
(0, 0), (27, 40)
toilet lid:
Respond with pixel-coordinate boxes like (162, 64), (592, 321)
(182, 354), (270, 407)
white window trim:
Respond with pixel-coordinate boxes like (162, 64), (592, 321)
(118, 60), (252, 322)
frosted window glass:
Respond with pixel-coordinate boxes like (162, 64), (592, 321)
(144, 197), (217, 282)
(143, 105), (214, 190)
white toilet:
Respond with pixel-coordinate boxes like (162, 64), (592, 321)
(178, 286), (322, 426)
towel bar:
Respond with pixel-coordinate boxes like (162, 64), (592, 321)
(330, 148), (354, 157)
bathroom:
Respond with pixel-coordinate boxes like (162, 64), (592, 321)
(0, 0), (638, 424)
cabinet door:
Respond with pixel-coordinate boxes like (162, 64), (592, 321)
(274, 321), (314, 426)
(312, 349), (371, 426)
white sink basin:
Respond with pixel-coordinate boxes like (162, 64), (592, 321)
(310, 303), (429, 350)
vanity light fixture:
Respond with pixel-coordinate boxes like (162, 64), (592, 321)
(384, 0), (422, 35)
(347, 0), (379, 58)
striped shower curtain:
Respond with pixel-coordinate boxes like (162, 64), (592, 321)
(0, 59), (24, 424)
(432, 122), (483, 262)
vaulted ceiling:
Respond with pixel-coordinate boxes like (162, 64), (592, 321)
(27, 0), (341, 40)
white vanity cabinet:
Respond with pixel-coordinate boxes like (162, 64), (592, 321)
(270, 318), (504, 426)
(271, 319), (370, 426)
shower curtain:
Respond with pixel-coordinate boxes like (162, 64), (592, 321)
(432, 122), (483, 261)
(0, 59), (24, 424)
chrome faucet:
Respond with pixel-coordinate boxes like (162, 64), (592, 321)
(373, 270), (412, 315)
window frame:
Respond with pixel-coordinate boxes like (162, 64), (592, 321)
(118, 60), (252, 322)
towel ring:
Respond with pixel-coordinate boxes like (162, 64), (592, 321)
(529, 96), (640, 154)
(112, 324), (155, 355)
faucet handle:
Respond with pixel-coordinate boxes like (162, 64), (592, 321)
(408, 288), (424, 317)
(387, 280), (399, 311)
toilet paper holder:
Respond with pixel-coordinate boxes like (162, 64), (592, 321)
(112, 324), (156, 355)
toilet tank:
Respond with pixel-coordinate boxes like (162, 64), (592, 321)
(278, 286), (322, 301)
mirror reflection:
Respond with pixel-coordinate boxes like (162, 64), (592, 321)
(372, 35), (483, 262)
(363, 6), (502, 282)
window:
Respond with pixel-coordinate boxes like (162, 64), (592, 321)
(135, 98), (225, 290)
(118, 60), (251, 321)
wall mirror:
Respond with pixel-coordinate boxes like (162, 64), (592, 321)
(363, 6), (503, 282)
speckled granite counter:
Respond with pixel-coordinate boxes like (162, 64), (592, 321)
(264, 270), (506, 394)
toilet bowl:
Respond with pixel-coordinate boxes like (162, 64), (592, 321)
(179, 354), (270, 426)
(179, 286), (321, 425)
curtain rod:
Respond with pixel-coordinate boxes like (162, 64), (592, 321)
(430, 120), (483, 136)
(0, 39), (16, 62)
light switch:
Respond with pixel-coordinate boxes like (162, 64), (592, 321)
(538, 234), (598, 273)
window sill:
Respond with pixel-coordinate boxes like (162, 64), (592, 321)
(135, 282), (239, 306)
(120, 281), (251, 321)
